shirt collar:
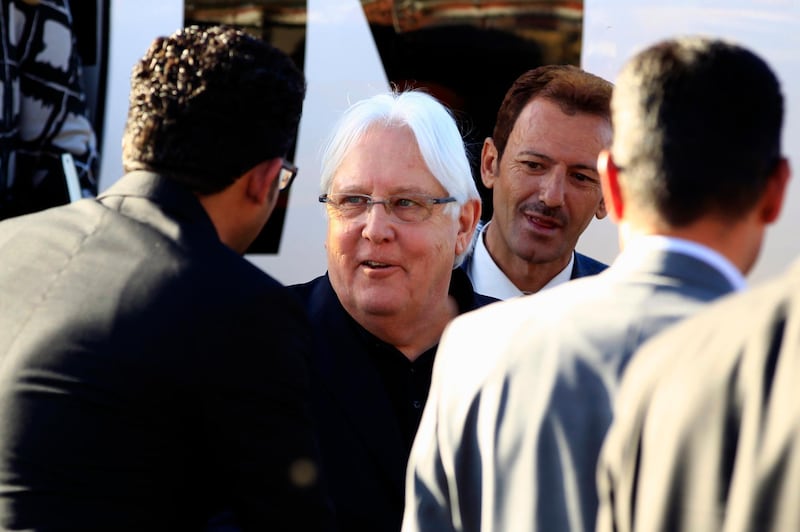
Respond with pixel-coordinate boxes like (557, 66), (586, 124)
(621, 235), (746, 291)
(538, 251), (574, 293)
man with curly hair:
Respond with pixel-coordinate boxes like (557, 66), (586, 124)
(0, 25), (333, 530)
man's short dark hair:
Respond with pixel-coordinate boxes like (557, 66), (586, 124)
(612, 37), (784, 226)
(122, 25), (306, 194)
(492, 65), (612, 161)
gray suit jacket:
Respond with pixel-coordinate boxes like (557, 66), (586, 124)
(403, 244), (737, 532)
(596, 258), (800, 532)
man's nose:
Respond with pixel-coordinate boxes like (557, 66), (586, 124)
(539, 167), (566, 207)
(361, 201), (395, 242)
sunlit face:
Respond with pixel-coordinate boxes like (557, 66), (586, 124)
(482, 98), (611, 268)
(324, 125), (470, 321)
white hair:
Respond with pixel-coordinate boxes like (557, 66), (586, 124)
(318, 90), (480, 267)
(320, 90), (479, 208)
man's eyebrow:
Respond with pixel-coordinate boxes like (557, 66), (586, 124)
(572, 163), (600, 173)
(332, 185), (433, 195)
(519, 150), (598, 172)
(518, 150), (551, 161)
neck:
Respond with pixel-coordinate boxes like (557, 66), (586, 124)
(197, 193), (247, 253)
(350, 296), (459, 362)
(484, 222), (572, 294)
(197, 175), (263, 254)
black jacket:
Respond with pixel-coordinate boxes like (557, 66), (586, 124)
(0, 171), (332, 531)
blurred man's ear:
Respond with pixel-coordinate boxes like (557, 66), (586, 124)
(598, 150), (623, 223)
(595, 196), (608, 220)
(760, 157), (790, 225)
(247, 158), (283, 205)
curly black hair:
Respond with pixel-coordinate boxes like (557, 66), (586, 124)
(122, 25), (306, 194)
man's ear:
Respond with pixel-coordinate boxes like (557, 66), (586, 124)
(598, 150), (624, 223)
(454, 198), (482, 257)
(480, 138), (499, 189)
(760, 156), (791, 224)
(595, 195), (608, 221)
(246, 158), (283, 205)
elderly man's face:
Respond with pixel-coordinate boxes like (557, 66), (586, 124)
(324, 125), (465, 322)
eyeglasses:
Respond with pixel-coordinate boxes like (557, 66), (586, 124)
(278, 159), (298, 191)
(318, 192), (457, 223)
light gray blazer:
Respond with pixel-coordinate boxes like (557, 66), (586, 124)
(402, 245), (737, 532)
(597, 258), (800, 532)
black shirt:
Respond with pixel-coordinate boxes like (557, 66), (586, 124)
(363, 336), (435, 452)
(290, 267), (499, 532)
(358, 267), (494, 451)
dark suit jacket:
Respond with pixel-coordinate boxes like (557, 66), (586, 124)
(597, 258), (800, 532)
(570, 251), (607, 278)
(0, 171), (332, 531)
(291, 271), (497, 532)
